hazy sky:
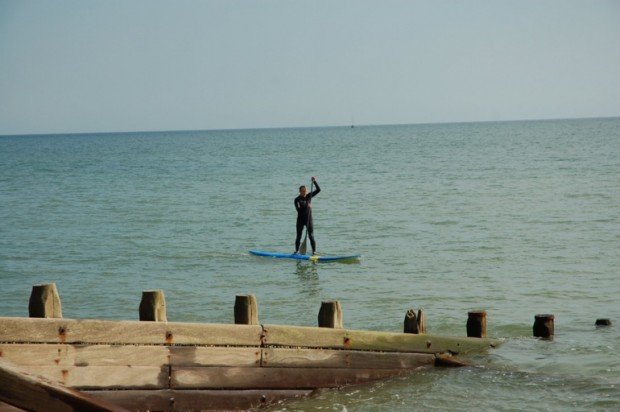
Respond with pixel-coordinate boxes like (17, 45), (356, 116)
(1, 0), (619, 135)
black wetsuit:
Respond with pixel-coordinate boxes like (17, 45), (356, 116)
(294, 181), (321, 253)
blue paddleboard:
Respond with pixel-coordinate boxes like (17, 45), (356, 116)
(249, 250), (361, 263)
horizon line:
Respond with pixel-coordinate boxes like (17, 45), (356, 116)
(1, 115), (619, 138)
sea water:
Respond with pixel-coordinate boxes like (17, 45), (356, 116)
(1, 118), (618, 410)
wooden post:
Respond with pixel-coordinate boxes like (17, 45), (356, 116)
(234, 294), (259, 325)
(467, 311), (487, 338)
(404, 309), (418, 333)
(533, 314), (554, 339)
(318, 301), (343, 329)
(595, 318), (611, 327)
(139, 290), (167, 322)
(404, 309), (426, 334)
(28, 283), (62, 318)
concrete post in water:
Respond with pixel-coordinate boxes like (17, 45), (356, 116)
(318, 301), (343, 329)
(595, 318), (611, 327)
(139, 290), (167, 322)
(533, 314), (554, 339)
(234, 294), (259, 325)
(467, 311), (487, 338)
(404, 309), (426, 334)
(28, 283), (62, 318)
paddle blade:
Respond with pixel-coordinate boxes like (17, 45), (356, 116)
(299, 234), (308, 255)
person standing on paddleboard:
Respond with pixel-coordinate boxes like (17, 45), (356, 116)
(294, 176), (320, 255)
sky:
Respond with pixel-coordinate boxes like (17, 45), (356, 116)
(1, 0), (619, 135)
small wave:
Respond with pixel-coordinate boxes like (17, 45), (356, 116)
(429, 220), (459, 226)
(564, 193), (612, 200)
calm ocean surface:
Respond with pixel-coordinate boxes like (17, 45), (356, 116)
(1, 118), (619, 410)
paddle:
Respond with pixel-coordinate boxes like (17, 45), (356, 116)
(299, 178), (313, 255)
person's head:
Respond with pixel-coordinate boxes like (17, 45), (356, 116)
(299, 185), (307, 196)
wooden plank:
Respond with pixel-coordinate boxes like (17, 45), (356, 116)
(262, 324), (345, 348)
(0, 344), (74, 367)
(0, 344), (169, 367)
(0, 358), (128, 412)
(84, 389), (313, 411)
(73, 345), (169, 367)
(262, 348), (435, 369)
(344, 330), (501, 354)
(0, 344), (261, 368)
(435, 354), (468, 367)
(170, 346), (260, 367)
(171, 366), (409, 389)
(0, 401), (23, 411)
(262, 324), (501, 354)
(0, 317), (262, 346)
(0, 317), (500, 355)
(17, 366), (167, 390)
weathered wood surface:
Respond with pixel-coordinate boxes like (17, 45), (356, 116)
(1, 317), (502, 356)
(138, 290), (167, 322)
(533, 314), (554, 339)
(262, 348), (434, 369)
(16, 365), (167, 389)
(0, 347), (430, 395)
(318, 301), (343, 328)
(0, 317), (262, 346)
(262, 324), (346, 348)
(467, 311), (487, 338)
(83, 389), (313, 411)
(417, 310), (427, 333)
(0, 344), (169, 367)
(344, 330), (500, 354)
(0, 358), (128, 412)
(0, 344), (262, 368)
(170, 346), (261, 367)
(404, 309), (421, 334)
(0, 401), (22, 411)
(0, 317), (500, 353)
(234, 294), (259, 325)
(0, 315), (502, 409)
(28, 283), (62, 319)
(434, 354), (468, 367)
(1, 343), (432, 371)
(261, 324), (500, 353)
(171, 366), (409, 389)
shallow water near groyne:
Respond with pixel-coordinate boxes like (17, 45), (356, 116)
(1, 118), (619, 410)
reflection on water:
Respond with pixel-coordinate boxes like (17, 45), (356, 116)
(295, 261), (321, 298)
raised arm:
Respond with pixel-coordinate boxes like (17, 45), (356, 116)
(310, 179), (321, 198)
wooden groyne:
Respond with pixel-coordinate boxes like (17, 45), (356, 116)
(0, 284), (501, 411)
